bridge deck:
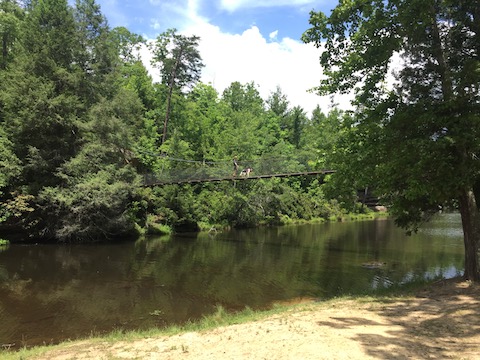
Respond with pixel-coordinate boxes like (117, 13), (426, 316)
(144, 170), (335, 186)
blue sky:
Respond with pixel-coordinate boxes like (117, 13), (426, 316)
(93, 0), (351, 114)
(97, 0), (334, 40)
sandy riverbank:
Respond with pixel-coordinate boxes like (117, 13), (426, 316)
(8, 278), (480, 359)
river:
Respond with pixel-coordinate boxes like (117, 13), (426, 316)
(0, 213), (464, 348)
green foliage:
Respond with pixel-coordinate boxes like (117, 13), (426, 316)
(73, 0), (117, 105)
(150, 28), (204, 144)
(135, 115), (162, 172)
(116, 60), (156, 111)
(149, 185), (200, 232)
(303, 0), (480, 279)
(0, 125), (21, 195)
(24, 0), (77, 70)
(145, 214), (172, 235)
(150, 28), (204, 90)
(38, 165), (141, 241)
(0, 0), (24, 69)
(32, 84), (146, 241)
(303, 0), (480, 226)
(143, 176), (350, 231)
(0, 0), (370, 243)
(222, 81), (264, 114)
(0, 192), (34, 226)
(110, 26), (145, 64)
(181, 83), (224, 161)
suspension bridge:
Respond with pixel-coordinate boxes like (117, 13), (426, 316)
(143, 154), (335, 186)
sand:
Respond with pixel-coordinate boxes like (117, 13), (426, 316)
(30, 278), (480, 360)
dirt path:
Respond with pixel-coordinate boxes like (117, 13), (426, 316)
(31, 279), (480, 359)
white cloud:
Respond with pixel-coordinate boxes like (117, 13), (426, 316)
(219, 0), (319, 12)
(142, 0), (353, 115)
(269, 30), (278, 40)
(151, 19), (161, 30)
(184, 22), (352, 115)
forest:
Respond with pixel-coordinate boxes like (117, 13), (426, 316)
(0, 0), (364, 243)
(1, 0), (479, 282)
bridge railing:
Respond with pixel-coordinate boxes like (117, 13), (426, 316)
(143, 154), (322, 185)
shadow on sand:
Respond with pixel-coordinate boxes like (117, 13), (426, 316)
(317, 278), (480, 359)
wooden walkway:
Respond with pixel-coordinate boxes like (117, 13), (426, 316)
(144, 170), (335, 186)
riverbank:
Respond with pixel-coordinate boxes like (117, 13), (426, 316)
(193, 211), (388, 233)
(4, 277), (479, 360)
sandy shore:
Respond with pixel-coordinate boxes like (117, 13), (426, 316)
(21, 278), (480, 359)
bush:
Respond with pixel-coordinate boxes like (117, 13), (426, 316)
(145, 177), (361, 233)
(145, 214), (172, 235)
(38, 166), (142, 242)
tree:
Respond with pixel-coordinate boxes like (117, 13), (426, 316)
(150, 28), (204, 144)
(222, 81), (264, 115)
(183, 82), (224, 162)
(263, 86), (289, 147)
(37, 91), (143, 242)
(304, 107), (344, 169)
(73, 0), (116, 105)
(0, 0), (149, 241)
(0, 0), (23, 69)
(2, 0), (80, 191)
(110, 26), (145, 64)
(219, 81), (265, 159)
(289, 106), (307, 149)
(303, 0), (480, 280)
(266, 85), (289, 118)
(0, 124), (20, 195)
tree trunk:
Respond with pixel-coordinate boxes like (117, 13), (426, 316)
(2, 34), (7, 69)
(161, 79), (174, 144)
(429, 3), (453, 101)
(458, 188), (480, 281)
(429, 5), (479, 281)
(161, 47), (183, 144)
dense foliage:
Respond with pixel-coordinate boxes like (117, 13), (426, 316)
(303, 0), (480, 280)
(0, 0), (363, 243)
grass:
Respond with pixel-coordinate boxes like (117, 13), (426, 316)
(143, 214), (173, 236)
(180, 210), (389, 234)
(0, 238), (10, 246)
(146, 222), (172, 235)
(0, 304), (290, 360)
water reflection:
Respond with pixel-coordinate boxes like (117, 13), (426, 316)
(0, 214), (464, 348)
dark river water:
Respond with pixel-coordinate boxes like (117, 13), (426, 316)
(0, 213), (464, 348)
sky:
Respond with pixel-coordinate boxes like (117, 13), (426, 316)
(93, 0), (353, 115)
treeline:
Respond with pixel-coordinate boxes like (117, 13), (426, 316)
(0, 0), (364, 243)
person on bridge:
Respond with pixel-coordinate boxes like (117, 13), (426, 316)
(240, 167), (253, 177)
(233, 157), (239, 177)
